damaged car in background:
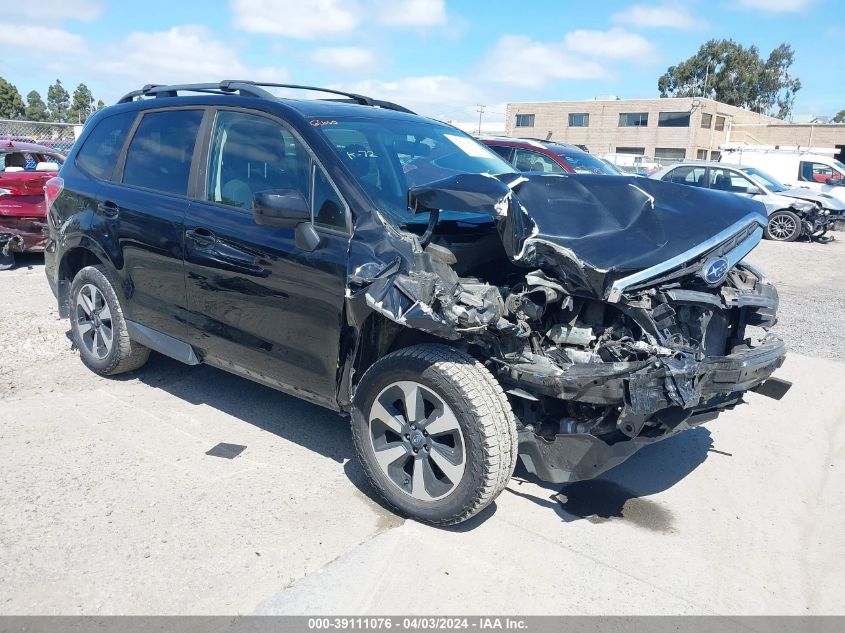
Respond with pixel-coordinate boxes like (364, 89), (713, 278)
(45, 82), (792, 526)
(651, 161), (841, 243)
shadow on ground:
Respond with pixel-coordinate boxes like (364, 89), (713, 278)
(100, 350), (718, 531)
(506, 427), (716, 531)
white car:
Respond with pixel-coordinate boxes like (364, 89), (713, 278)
(650, 162), (838, 242)
(719, 148), (845, 205)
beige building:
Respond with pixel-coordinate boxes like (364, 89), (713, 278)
(503, 97), (842, 161)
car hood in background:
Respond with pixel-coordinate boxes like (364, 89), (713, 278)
(778, 187), (845, 211)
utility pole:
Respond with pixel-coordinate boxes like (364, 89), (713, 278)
(476, 104), (485, 136)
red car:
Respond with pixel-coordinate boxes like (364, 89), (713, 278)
(1, 140), (65, 269)
(479, 136), (619, 175)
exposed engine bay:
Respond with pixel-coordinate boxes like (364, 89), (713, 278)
(346, 172), (791, 483)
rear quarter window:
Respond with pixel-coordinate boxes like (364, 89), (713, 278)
(75, 111), (137, 180)
(122, 110), (203, 196)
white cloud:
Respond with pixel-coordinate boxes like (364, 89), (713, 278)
(2, 0), (103, 22)
(611, 3), (696, 28)
(564, 28), (657, 62)
(376, 0), (447, 27)
(737, 0), (813, 10)
(481, 35), (608, 88)
(310, 47), (376, 71)
(0, 23), (87, 54)
(334, 75), (481, 118)
(231, 0), (360, 39)
(94, 25), (288, 87)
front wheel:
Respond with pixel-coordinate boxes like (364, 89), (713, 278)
(351, 344), (517, 526)
(765, 210), (802, 242)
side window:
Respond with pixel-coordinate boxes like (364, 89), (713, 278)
(122, 110), (202, 196)
(487, 145), (513, 161)
(663, 166), (705, 186)
(75, 111), (136, 180)
(800, 161), (842, 184)
(207, 111), (310, 209)
(312, 165), (347, 231)
(709, 168), (755, 193)
(512, 149), (564, 173)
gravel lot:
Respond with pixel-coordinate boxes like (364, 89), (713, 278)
(0, 239), (843, 615)
(746, 237), (845, 362)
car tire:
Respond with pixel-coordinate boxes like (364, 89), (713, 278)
(69, 265), (150, 375)
(765, 210), (802, 242)
(351, 343), (518, 526)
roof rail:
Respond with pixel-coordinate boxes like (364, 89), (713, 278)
(116, 80), (415, 114)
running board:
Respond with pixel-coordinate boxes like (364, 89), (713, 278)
(126, 320), (200, 365)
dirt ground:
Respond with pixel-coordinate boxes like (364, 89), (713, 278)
(1, 238), (843, 615)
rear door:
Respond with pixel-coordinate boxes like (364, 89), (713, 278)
(94, 107), (204, 339)
(182, 108), (350, 408)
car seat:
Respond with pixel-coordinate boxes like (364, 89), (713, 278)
(219, 123), (296, 208)
(3, 153), (27, 171)
(713, 174), (730, 191)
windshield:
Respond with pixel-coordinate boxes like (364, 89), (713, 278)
(557, 150), (619, 175)
(741, 166), (788, 192)
(310, 116), (515, 222)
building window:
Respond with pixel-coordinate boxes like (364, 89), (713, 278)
(714, 116), (726, 131)
(657, 112), (690, 128)
(616, 147), (645, 155)
(701, 113), (713, 129)
(654, 148), (686, 160)
(710, 150), (721, 160)
(568, 113), (589, 127)
(618, 113), (649, 127)
(515, 114), (535, 127)
(696, 149), (708, 160)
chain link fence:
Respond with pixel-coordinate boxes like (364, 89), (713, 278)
(0, 119), (81, 154)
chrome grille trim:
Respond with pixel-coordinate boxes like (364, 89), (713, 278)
(606, 213), (766, 303)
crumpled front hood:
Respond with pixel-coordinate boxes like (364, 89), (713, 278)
(410, 173), (768, 297)
(779, 187), (845, 211)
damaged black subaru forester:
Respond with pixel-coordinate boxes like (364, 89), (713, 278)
(45, 82), (791, 525)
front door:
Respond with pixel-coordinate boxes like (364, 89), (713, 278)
(182, 109), (350, 408)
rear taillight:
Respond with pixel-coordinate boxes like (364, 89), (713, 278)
(44, 176), (64, 213)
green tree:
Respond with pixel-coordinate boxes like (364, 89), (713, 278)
(96, 99), (105, 111)
(658, 39), (801, 119)
(834, 110), (845, 123)
(24, 90), (49, 121)
(47, 79), (70, 122)
(68, 83), (94, 123)
(0, 77), (25, 119)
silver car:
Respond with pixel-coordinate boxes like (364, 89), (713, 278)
(651, 161), (840, 242)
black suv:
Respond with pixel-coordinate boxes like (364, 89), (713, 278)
(45, 81), (790, 525)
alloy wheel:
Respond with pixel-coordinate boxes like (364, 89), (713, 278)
(368, 380), (466, 501)
(769, 214), (797, 240)
(75, 283), (114, 360)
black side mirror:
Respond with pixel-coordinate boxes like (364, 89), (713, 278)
(825, 177), (842, 186)
(252, 189), (310, 227)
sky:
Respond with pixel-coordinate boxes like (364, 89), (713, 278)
(0, 0), (841, 125)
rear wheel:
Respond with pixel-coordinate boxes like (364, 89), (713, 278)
(70, 265), (150, 375)
(351, 344), (517, 526)
(765, 210), (802, 242)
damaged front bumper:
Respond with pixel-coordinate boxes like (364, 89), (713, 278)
(510, 335), (788, 483)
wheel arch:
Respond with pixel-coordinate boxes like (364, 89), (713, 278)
(56, 241), (122, 318)
(338, 311), (464, 409)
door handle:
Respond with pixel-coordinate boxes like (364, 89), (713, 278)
(185, 227), (215, 247)
(96, 200), (119, 216)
